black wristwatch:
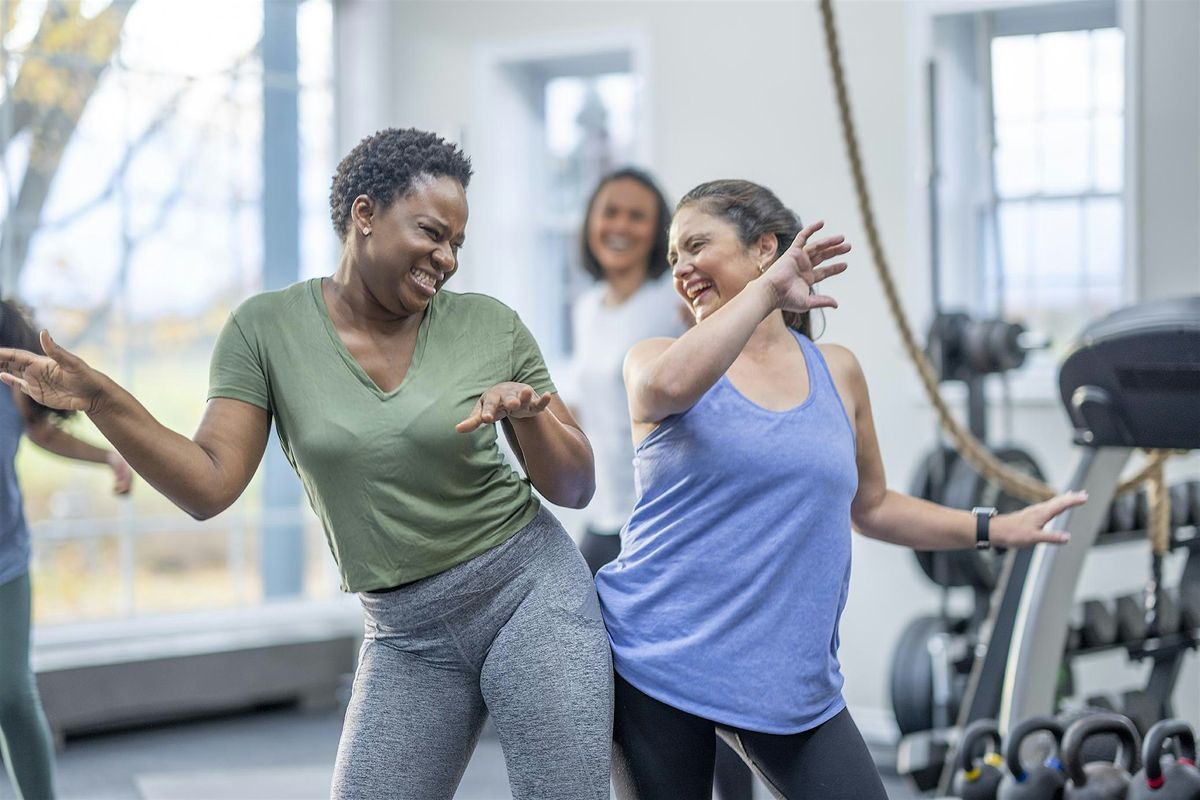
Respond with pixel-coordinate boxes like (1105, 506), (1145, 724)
(971, 507), (997, 550)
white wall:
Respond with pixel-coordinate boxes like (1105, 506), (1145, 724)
(1133, 0), (1200, 300)
(335, 0), (1200, 738)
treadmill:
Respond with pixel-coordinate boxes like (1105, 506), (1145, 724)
(930, 296), (1200, 792)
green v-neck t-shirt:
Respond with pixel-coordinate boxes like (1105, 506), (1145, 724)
(208, 278), (556, 592)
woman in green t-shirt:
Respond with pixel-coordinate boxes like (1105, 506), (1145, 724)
(0, 129), (611, 800)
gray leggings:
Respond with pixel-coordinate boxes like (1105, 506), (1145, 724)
(331, 507), (613, 800)
(0, 571), (56, 800)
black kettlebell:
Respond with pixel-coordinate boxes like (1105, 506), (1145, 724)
(1062, 712), (1140, 799)
(1128, 719), (1200, 799)
(954, 718), (1006, 800)
(999, 716), (1067, 800)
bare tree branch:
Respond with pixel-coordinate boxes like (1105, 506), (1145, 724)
(0, 1), (134, 286)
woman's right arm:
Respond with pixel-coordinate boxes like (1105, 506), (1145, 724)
(1, 332), (268, 520)
(624, 221), (848, 424)
(624, 282), (779, 424)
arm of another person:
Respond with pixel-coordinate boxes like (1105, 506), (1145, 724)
(2, 332), (270, 520)
(822, 344), (1085, 550)
(15, 387), (133, 494)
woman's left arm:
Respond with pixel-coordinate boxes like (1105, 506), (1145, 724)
(823, 345), (1084, 550)
(456, 383), (595, 509)
(15, 387), (133, 494)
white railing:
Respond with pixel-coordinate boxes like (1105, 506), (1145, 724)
(29, 501), (343, 623)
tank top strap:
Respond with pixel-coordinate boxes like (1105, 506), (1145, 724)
(792, 330), (837, 400)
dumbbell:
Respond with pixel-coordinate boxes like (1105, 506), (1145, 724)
(1062, 712), (1140, 799)
(1117, 594), (1149, 643)
(1148, 590), (1181, 638)
(999, 716), (1067, 800)
(1075, 600), (1119, 649)
(1128, 719), (1200, 799)
(1135, 489), (1151, 532)
(953, 719), (1006, 800)
(1110, 493), (1139, 532)
(1169, 483), (1193, 529)
(1180, 583), (1200, 633)
(1180, 480), (1200, 528)
(1115, 592), (1179, 642)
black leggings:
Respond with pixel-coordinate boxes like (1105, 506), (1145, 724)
(612, 673), (888, 800)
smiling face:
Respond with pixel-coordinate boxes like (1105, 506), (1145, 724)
(352, 175), (468, 317)
(668, 205), (764, 322)
(585, 178), (661, 281)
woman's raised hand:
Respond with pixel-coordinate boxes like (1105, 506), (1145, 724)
(760, 220), (850, 314)
(455, 382), (553, 433)
(0, 330), (107, 414)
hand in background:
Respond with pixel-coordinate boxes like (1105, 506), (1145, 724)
(106, 451), (134, 495)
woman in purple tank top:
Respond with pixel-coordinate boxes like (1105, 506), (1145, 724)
(594, 180), (1086, 800)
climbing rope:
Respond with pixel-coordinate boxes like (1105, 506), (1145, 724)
(815, 0), (1172, 517)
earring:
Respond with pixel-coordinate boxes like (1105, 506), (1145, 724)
(362, 227), (371, 236)
(756, 262), (767, 275)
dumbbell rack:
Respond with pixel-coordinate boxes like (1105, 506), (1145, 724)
(914, 296), (1200, 797)
(1065, 516), (1200, 728)
(928, 458), (1199, 795)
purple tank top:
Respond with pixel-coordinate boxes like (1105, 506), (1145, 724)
(595, 330), (858, 733)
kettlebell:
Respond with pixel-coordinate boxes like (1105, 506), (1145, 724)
(1128, 719), (1200, 799)
(1062, 712), (1140, 799)
(999, 716), (1067, 800)
(954, 718), (1006, 800)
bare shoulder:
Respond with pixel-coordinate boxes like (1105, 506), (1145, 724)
(816, 342), (864, 380)
(817, 341), (871, 402)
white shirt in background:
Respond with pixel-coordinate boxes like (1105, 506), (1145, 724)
(567, 277), (687, 533)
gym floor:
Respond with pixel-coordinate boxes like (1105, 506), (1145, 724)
(0, 704), (921, 799)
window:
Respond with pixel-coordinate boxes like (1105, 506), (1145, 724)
(468, 37), (649, 367)
(2, 0), (338, 624)
(541, 71), (641, 354)
(930, 1), (1125, 372)
(990, 26), (1124, 340)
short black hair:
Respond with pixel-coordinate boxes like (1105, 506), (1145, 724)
(329, 128), (473, 241)
(580, 167), (671, 281)
(0, 299), (71, 421)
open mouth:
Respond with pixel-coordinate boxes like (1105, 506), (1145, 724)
(410, 267), (440, 297)
(685, 279), (714, 307)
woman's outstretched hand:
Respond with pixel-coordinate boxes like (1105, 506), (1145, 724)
(456, 382), (553, 433)
(761, 220), (850, 314)
(0, 330), (107, 414)
(990, 491), (1089, 548)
